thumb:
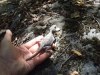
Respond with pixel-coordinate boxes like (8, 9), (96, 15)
(0, 29), (12, 51)
(0, 30), (20, 59)
(4, 29), (12, 41)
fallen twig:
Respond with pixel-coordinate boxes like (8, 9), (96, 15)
(92, 15), (100, 27)
(59, 49), (83, 71)
(58, 34), (66, 42)
(57, 44), (70, 57)
(59, 54), (74, 71)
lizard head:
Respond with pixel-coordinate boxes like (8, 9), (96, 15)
(50, 25), (60, 33)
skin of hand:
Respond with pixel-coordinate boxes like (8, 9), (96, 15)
(0, 30), (54, 75)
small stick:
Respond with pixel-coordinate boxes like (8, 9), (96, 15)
(57, 44), (70, 57)
(92, 15), (100, 27)
(59, 50), (83, 71)
(59, 54), (74, 71)
(59, 34), (66, 41)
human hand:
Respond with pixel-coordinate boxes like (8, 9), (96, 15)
(0, 30), (53, 75)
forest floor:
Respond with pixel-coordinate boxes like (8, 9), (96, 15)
(0, 0), (100, 75)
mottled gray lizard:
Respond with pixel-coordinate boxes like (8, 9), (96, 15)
(26, 25), (60, 61)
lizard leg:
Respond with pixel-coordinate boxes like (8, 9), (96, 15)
(43, 46), (52, 52)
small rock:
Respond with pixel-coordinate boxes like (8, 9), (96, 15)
(33, 17), (39, 22)
(43, 5), (47, 9)
(43, 4), (52, 9)
(48, 4), (52, 8)
(30, 14), (37, 18)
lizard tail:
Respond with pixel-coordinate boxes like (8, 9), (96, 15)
(26, 51), (40, 61)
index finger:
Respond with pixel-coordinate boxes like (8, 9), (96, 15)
(23, 36), (43, 49)
(26, 50), (54, 69)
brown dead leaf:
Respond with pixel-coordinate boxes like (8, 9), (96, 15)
(71, 49), (82, 56)
(70, 71), (79, 75)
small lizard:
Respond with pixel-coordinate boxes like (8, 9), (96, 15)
(26, 25), (60, 61)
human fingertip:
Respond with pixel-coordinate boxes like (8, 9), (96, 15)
(52, 43), (55, 47)
(6, 29), (12, 36)
(4, 29), (12, 41)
